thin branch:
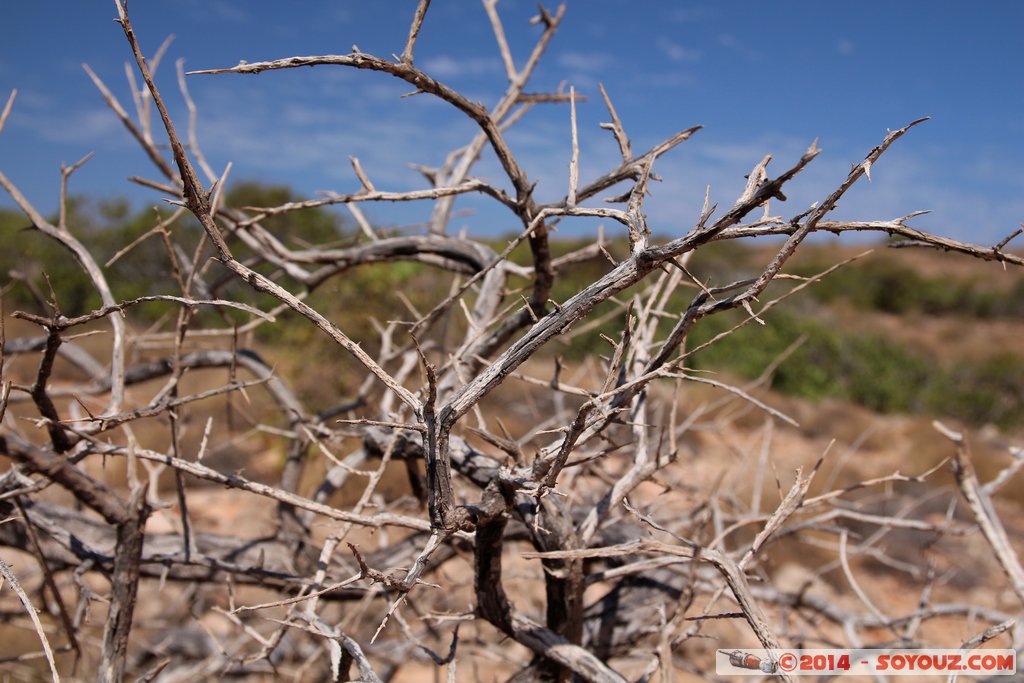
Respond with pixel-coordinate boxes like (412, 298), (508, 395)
(567, 86), (579, 208)
(0, 558), (60, 683)
(400, 0), (431, 65)
(82, 63), (180, 184)
(935, 421), (1024, 608)
(598, 83), (631, 161)
(483, 0), (517, 81)
(189, 51), (533, 200)
(59, 152), (95, 231)
(0, 90), (16, 136)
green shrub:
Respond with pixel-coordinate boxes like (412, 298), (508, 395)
(924, 354), (1024, 429)
(790, 256), (1022, 319)
(0, 183), (349, 321)
(688, 308), (1024, 427)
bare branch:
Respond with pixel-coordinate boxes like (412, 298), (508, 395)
(83, 63), (180, 185)
(2, 5), (1020, 679)
(0, 558), (61, 683)
(189, 51), (533, 201)
(567, 86), (579, 207)
(400, 0), (431, 65)
(0, 90), (16, 135)
(597, 83), (631, 161)
(483, 0), (517, 81)
(935, 421), (1024, 608)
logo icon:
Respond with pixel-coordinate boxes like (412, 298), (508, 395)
(726, 650), (778, 674)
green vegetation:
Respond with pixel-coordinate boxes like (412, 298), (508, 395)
(921, 353), (1024, 428)
(1, 196), (200, 316)
(790, 255), (1024, 318)
(688, 308), (1024, 429)
(690, 309), (931, 412)
(0, 182), (351, 318)
(0, 197), (154, 314)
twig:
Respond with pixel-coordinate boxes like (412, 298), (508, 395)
(0, 90), (16, 135)
(671, 373), (798, 427)
(483, 0), (516, 81)
(598, 83), (632, 161)
(13, 498), (81, 662)
(400, 0), (431, 65)
(567, 86), (579, 207)
(349, 156), (376, 193)
(0, 558), (60, 683)
(935, 421), (1024, 608)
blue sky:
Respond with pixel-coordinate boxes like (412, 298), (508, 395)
(1, 1), (1022, 243)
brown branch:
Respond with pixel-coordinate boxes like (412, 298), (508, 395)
(423, 2), (566, 233)
(715, 209), (1024, 268)
(233, 180), (513, 224)
(416, 338), (459, 530)
(542, 125), (702, 211)
(14, 295), (271, 331)
(598, 83), (631, 161)
(935, 422), (1024, 608)
(0, 90), (16, 134)
(26, 324), (72, 453)
(82, 439), (440, 533)
(471, 483), (625, 682)
(483, 0), (516, 81)
(59, 152), (95, 231)
(0, 436), (129, 526)
(0, 558), (60, 683)
(12, 498), (81, 662)
(189, 52), (532, 201)
(98, 489), (149, 683)
(400, 0), (431, 65)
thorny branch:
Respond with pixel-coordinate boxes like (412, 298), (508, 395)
(0, 2), (1022, 681)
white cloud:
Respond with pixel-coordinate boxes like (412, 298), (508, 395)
(556, 51), (613, 73)
(323, 6), (353, 25)
(635, 71), (696, 89)
(657, 37), (700, 64)
(192, 86), (479, 196)
(210, 1), (250, 24)
(183, 0), (250, 25)
(7, 88), (53, 110)
(717, 33), (763, 62)
(282, 103), (336, 127)
(420, 55), (501, 79)
(670, 6), (713, 24)
(16, 107), (123, 146)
